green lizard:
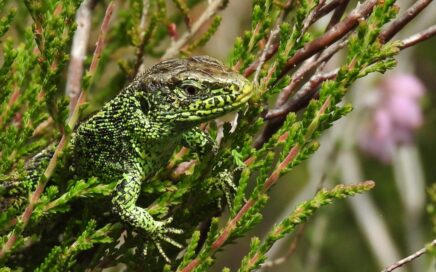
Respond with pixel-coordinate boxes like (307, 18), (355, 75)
(1, 55), (253, 259)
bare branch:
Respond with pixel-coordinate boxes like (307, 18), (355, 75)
(243, 0), (343, 78)
(268, 69), (338, 119)
(243, 41), (279, 78)
(242, 0), (293, 77)
(253, 69), (337, 148)
(313, 0), (347, 22)
(253, 25), (280, 84)
(277, 0), (378, 81)
(399, 24), (436, 49)
(381, 239), (436, 272)
(379, 0), (433, 44)
(66, 0), (92, 112)
(261, 0), (349, 110)
(302, 0), (327, 34)
(161, 0), (227, 60)
(324, 0), (350, 31)
(133, 0), (150, 76)
(252, 37), (347, 147)
(274, 37), (347, 108)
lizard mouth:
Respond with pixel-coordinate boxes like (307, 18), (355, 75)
(234, 82), (253, 105)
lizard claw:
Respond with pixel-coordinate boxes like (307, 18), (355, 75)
(156, 217), (184, 235)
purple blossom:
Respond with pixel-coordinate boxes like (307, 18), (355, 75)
(358, 74), (425, 163)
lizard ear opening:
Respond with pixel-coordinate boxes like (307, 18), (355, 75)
(138, 95), (149, 112)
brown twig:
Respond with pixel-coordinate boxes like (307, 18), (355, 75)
(133, 0), (150, 76)
(261, 224), (307, 268)
(243, 42), (279, 78)
(302, 0), (327, 34)
(244, 0), (342, 78)
(66, 0), (92, 112)
(381, 239), (436, 272)
(268, 0), (349, 113)
(276, 0), (378, 81)
(324, 0), (350, 31)
(312, 0), (347, 22)
(161, 0), (227, 60)
(268, 23), (436, 120)
(399, 24), (436, 49)
(242, 0), (293, 77)
(253, 25), (280, 85)
(253, 69), (337, 148)
(0, 2), (115, 258)
(378, 0), (433, 44)
(274, 37), (347, 109)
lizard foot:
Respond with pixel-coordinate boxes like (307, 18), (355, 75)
(144, 217), (183, 263)
(207, 169), (237, 210)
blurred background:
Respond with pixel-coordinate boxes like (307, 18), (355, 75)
(193, 1), (436, 271)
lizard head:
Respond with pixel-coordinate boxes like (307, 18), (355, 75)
(139, 56), (253, 123)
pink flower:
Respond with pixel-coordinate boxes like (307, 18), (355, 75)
(358, 74), (425, 163)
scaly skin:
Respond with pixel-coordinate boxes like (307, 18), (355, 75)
(1, 56), (253, 258)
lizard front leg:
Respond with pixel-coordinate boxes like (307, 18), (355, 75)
(181, 128), (237, 208)
(181, 128), (218, 156)
(111, 168), (183, 261)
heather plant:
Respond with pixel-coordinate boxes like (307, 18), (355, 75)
(0, 0), (435, 271)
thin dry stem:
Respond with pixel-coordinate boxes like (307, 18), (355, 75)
(324, 0), (350, 31)
(253, 69), (336, 148)
(161, 0), (227, 60)
(274, 37), (348, 108)
(313, 0), (346, 22)
(399, 24), (436, 49)
(133, 0), (150, 76)
(66, 0), (92, 111)
(381, 239), (436, 272)
(253, 26), (280, 85)
(276, 0), (378, 81)
(302, 0), (327, 34)
(379, 0), (433, 44)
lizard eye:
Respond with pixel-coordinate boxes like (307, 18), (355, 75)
(184, 85), (197, 96)
(181, 80), (202, 96)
